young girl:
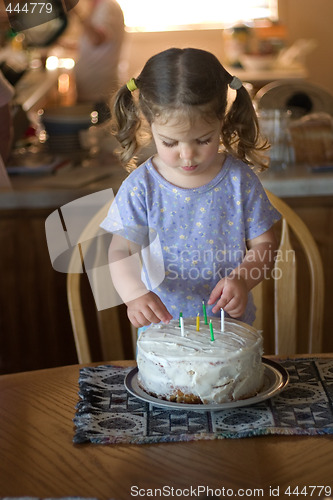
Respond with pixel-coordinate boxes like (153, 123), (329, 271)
(100, 47), (280, 329)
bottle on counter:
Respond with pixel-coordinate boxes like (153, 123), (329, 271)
(222, 24), (251, 68)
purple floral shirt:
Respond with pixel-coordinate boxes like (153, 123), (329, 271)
(101, 155), (280, 324)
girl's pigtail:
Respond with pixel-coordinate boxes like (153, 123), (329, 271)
(222, 86), (269, 171)
(111, 84), (141, 171)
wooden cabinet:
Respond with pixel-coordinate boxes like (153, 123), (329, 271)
(0, 207), (78, 374)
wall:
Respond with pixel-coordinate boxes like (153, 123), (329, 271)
(278, 0), (333, 93)
(119, 29), (225, 82)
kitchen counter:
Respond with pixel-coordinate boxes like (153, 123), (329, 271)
(260, 163), (333, 197)
(229, 65), (308, 86)
(2, 159), (333, 210)
(1, 146), (129, 208)
(1, 164), (125, 209)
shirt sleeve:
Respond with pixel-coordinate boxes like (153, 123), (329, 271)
(100, 175), (149, 246)
(243, 169), (281, 241)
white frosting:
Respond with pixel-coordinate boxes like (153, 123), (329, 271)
(137, 317), (264, 404)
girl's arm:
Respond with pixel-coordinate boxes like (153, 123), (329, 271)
(208, 227), (278, 317)
(109, 234), (172, 328)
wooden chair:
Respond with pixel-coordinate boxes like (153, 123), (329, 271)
(252, 190), (324, 355)
(66, 200), (135, 364)
(67, 191), (325, 363)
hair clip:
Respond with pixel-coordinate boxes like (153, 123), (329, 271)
(126, 78), (138, 92)
(229, 76), (242, 90)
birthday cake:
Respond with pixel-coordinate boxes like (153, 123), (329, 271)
(136, 317), (264, 405)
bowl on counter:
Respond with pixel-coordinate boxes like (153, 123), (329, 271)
(41, 104), (98, 135)
(40, 104), (98, 153)
(239, 54), (277, 71)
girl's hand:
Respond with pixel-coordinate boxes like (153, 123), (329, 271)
(207, 275), (249, 318)
(208, 228), (278, 318)
(126, 291), (173, 328)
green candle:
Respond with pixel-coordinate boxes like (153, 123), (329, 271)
(209, 320), (215, 341)
(179, 311), (183, 327)
(202, 300), (208, 325)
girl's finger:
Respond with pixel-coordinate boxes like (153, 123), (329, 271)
(128, 310), (150, 328)
(207, 281), (225, 305)
(212, 295), (230, 313)
(141, 307), (162, 325)
(148, 300), (172, 324)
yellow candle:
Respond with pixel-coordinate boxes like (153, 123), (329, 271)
(196, 313), (200, 331)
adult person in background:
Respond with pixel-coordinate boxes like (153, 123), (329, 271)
(0, 69), (14, 188)
(73, 0), (125, 123)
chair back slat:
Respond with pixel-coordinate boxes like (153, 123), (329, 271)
(274, 218), (297, 355)
(252, 280), (263, 331)
(67, 202), (122, 363)
(92, 235), (126, 360)
(265, 190), (324, 354)
(67, 272), (91, 363)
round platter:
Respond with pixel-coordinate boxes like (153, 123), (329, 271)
(124, 358), (289, 411)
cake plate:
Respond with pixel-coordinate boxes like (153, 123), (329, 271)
(124, 358), (289, 411)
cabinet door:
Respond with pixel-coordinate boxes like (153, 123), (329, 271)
(0, 208), (77, 373)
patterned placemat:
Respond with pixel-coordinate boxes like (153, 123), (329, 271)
(73, 358), (333, 444)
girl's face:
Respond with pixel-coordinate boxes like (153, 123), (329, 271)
(151, 114), (223, 188)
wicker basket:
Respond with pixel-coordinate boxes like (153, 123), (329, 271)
(288, 112), (333, 165)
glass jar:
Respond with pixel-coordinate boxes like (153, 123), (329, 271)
(258, 109), (294, 171)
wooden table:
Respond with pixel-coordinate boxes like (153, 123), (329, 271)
(0, 358), (332, 500)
